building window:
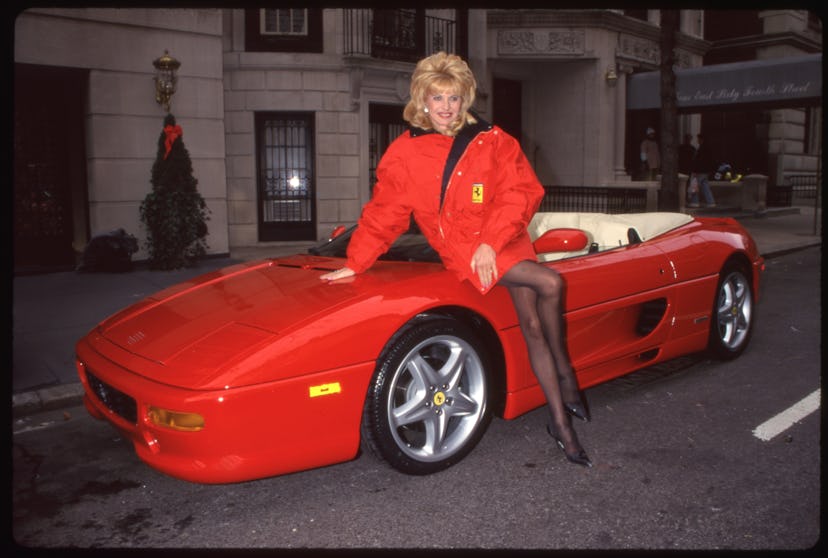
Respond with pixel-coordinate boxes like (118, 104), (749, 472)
(343, 9), (467, 62)
(262, 9), (308, 36)
(369, 104), (406, 195)
(255, 112), (316, 241)
(246, 9), (322, 52)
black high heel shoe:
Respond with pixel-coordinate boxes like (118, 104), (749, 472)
(546, 422), (593, 468)
(564, 400), (590, 422)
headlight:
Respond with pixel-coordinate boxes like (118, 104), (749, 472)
(148, 406), (205, 431)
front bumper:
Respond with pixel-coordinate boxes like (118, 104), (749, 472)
(75, 335), (375, 483)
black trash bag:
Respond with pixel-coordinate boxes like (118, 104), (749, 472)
(77, 228), (139, 272)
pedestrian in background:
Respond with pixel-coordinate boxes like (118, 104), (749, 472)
(689, 133), (716, 208)
(639, 127), (661, 181)
(678, 133), (696, 178)
(679, 133), (697, 205)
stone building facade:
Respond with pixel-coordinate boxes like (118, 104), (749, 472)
(12, 8), (820, 271)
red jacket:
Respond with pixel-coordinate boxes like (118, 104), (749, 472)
(346, 120), (544, 293)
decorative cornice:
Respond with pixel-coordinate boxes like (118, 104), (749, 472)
(488, 9), (659, 38)
(616, 33), (660, 66)
(488, 9), (710, 60)
(497, 28), (586, 56)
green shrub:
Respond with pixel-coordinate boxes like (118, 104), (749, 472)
(139, 114), (209, 270)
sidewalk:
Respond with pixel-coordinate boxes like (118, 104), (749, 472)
(11, 206), (822, 417)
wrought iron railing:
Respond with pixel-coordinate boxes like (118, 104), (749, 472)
(343, 9), (456, 62)
(540, 186), (649, 214)
(787, 174), (819, 199)
(769, 174), (821, 207)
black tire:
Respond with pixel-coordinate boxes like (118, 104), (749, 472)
(708, 262), (755, 360)
(361, 316), (492, 475)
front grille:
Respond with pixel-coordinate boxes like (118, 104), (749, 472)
(85, 370), (137, 424)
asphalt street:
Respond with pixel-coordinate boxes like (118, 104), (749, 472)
(11, 245), (821, 549)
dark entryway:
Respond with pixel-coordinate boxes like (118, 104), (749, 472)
(493, 78), (522, 141)
(14, 63), (89, 273)
(368, 103), (406, 194)
(626, 108), (660, 180)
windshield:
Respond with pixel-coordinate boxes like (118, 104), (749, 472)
(309, 220), (441, 264)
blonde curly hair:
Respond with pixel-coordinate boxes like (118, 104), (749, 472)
(403, 52), (477, 136)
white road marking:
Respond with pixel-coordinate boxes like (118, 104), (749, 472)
(752, 388), (820, 441)
(13, 420), (57, 435)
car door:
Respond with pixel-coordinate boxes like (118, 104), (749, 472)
(552, 241), (676, 387)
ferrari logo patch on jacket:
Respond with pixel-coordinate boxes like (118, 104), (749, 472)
(472, 184), (484, 204)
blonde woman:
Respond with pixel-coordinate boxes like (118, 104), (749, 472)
(321, 52), (592, 467)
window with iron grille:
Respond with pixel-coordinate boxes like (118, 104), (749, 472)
(369, 104), (407, 195)
(372, 9), (420, 61)
(255, 112), (316, 241)
(344, 9), (467, 62)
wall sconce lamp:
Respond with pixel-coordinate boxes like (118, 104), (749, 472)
(153, 50), (180, 112)
(605, 65), (618, 85)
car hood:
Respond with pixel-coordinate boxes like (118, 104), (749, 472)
(93, 255), (437, 389)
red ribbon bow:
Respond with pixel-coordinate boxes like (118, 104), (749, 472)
(163, 124), (183, 160)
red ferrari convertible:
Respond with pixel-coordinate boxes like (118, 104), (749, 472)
(75, 211), (763, 483)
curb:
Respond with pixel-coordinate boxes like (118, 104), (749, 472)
(762, 241), (822, 260)
(13, 383), (86, 419)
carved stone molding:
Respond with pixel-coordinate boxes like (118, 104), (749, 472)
(615, 39), (697, 71)
(497, 29), (585, 56)
(674, 50), (694, 69)
(617, 33), (659, 65)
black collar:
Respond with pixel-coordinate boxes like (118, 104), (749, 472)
(435, 113), (492, 207)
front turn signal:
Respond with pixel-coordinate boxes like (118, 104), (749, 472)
(148, 406), (205, 432)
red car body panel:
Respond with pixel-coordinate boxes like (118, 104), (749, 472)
(76, 215), (762, 483)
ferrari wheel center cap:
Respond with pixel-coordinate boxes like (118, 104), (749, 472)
(433, 391), (446, 406)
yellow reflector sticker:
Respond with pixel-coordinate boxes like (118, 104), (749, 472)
(309, 382), (342, 398)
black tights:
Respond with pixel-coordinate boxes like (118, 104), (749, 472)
(500, 260), (584, 453)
